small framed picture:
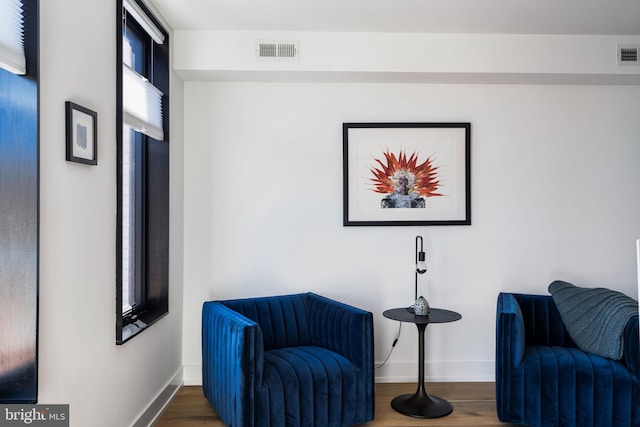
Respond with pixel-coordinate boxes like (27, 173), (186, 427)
(65, 101), (97, 165)
(343, 122), (471, 226)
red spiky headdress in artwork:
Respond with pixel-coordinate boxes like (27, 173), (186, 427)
(369, 149), (443, 197)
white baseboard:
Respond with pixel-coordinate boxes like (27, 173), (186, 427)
(183, 364), (202, 386)
(131, 366), (184, 427)
(183, 360), (495, 386)
(374, 360), (495, 383)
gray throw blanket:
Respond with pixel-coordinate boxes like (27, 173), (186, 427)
(548, 280), (638, 360)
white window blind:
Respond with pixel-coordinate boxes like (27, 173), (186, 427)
(0, 0), (26, 75)
(123, 64), (164, 141)
(122, 1), (165, 141)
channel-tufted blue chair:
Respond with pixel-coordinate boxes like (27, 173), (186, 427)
(202, 292), (375, 427)
(496, 292), (640, 427)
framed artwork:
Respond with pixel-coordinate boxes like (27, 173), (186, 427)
(65, 101), (97, 165)
(343, 122), (471, 226)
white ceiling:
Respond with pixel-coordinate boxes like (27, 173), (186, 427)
(149, 0), (640, 35)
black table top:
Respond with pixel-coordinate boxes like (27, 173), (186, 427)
(383, 307), (462, 325)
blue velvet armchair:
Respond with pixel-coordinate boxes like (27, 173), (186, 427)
(496, 292), (640, 427)
(202, 292), (375, 427)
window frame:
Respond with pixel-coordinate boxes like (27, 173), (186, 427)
(116, 0), (170, 344)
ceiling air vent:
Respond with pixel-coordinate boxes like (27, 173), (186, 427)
(617, 44), (639, 65)
(256, 40), (300, 62)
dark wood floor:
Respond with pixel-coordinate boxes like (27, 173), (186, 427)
(154, 383), (521, 426)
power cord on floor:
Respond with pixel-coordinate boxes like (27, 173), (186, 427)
(375, 322), (402, 369)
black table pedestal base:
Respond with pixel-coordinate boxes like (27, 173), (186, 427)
(391, 392), (453, 418)
(382, 308), (462, 420)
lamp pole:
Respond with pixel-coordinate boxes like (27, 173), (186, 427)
(415, 236), (427, 301)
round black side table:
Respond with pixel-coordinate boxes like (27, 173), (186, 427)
(382, 307), (462, 419)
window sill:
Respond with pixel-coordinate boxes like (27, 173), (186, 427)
(117, 310), (168, 344)
(120, 319), (148, 342)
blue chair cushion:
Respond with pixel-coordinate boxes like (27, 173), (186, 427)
(258, 346), (358, 427)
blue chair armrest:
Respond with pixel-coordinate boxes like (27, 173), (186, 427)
(496, 293), (526, 368)
(305, 293), (374, 370)
(202, 301), (263, 427)
(306, 293), (375, 421)
(496, 293), (526, 421)
(624, 315), (639, 379)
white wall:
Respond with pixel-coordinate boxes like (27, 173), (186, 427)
(182, 81), (640, 383)
(38, 1), (184, 425)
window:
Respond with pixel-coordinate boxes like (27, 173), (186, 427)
(0, 0), (38, 402)
(116, 0), (169, 344)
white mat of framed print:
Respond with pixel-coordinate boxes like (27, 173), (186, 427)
(343, 122), (470, 226)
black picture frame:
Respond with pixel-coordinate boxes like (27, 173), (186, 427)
(343, 122), (471, 226)
(65, 101), (97, 165)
